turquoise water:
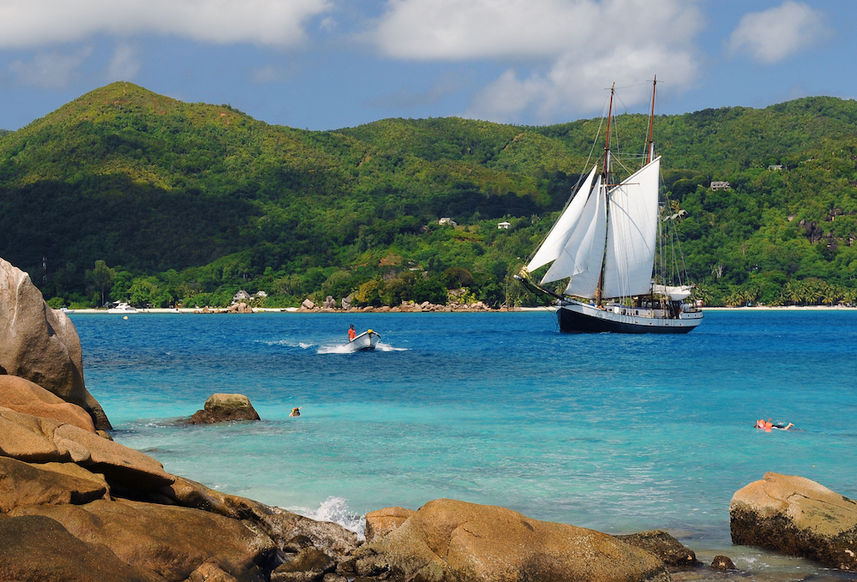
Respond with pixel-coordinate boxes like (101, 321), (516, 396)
(71, 310), (857, 580)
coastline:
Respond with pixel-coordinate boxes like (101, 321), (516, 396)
(65, 304), (856, 314)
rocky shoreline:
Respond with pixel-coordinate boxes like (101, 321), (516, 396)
(4, 255), (857, 581)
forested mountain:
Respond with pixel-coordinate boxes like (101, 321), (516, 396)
(1, 82), (855, 308)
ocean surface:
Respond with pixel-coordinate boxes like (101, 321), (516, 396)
(70, 309), (857, 581)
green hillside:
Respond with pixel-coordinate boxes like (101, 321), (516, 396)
(1, 82), (855, 308)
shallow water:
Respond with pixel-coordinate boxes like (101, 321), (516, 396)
(71, 310), (857, 580)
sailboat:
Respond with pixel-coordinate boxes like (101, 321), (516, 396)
(516, 79), (702, 333)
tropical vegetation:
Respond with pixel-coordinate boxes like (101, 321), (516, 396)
(0, 82), (855, 309)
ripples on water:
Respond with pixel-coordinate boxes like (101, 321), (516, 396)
(72, 310), (857, 581)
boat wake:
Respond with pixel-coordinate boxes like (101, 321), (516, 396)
(258, 339), (315, 349)
(317, 341), (407, 354)
(317, 344), (355, 355)
(375, 342), (407, 352)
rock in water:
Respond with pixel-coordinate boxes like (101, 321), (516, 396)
(617, 530), (701, 569)
(730, 472), (857, 570)
(188, 393), (261, 424)
(710, 555), (736, 570)
(342, 498), (669, 582)
(0, 257), (111, 430)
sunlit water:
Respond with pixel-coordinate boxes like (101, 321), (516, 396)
(71, 310), (857, 581)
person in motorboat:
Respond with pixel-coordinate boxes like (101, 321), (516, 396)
(348, 324), (357, 341)
(755, 418), (794, 431)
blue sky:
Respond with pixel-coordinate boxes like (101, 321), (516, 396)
(0, 0), (853, 131)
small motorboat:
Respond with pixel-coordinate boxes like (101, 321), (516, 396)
(107, 302), (138, 314)
(347, 329), (380, 351)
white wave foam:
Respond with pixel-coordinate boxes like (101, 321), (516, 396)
(258, 339), (315, 349)
(317, 342), (408, 354)
(317, 344), (354, 354)
(296, 496), (365, 538)
(375, 342), (408, 352)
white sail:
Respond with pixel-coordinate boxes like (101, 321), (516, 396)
(526, 166), (597, 272)
(602, 157), (660, 299)
(553, 176), (606, 297)
(652, 284), (693, 300)
(519, 79), (703, 333)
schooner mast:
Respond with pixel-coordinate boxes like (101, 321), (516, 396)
(594, 82), (616, 306)
(646, 76), (657, 165)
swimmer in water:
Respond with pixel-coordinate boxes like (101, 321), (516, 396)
(755, 418), (794, 431)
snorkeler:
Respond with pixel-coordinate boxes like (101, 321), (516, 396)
(755, 418), (794, 431)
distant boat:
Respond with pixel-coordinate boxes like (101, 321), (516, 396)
(347, 329), (380, 351)
(517, 78), (702, 334)
(108, 302), (138, 314)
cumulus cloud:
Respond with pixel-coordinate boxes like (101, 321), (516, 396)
(369, 0), (703, 123)
(8, 47), (93, 88)
(727, 1), (828, 64)
(0, 0), (333, 48)
(372, 0), (597, 60)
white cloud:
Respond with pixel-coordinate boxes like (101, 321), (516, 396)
(107, 42), (142, 80)
(372, 0), (598, 60)
(0, 0), (333, 49)
(370, 0), (703, 123)
(727, 1), (828, 64)
(8, 47), (93, 88)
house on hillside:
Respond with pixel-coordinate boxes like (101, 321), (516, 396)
(232, 290), (251, 303)
(497, 221), (511, 230)
(710, 181), (731, 190)
(439, 217), (457, 226)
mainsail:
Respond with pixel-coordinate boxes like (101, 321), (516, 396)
(602, 157), (660, 298)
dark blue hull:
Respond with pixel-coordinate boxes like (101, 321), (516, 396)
(557, 303), (700, 334)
